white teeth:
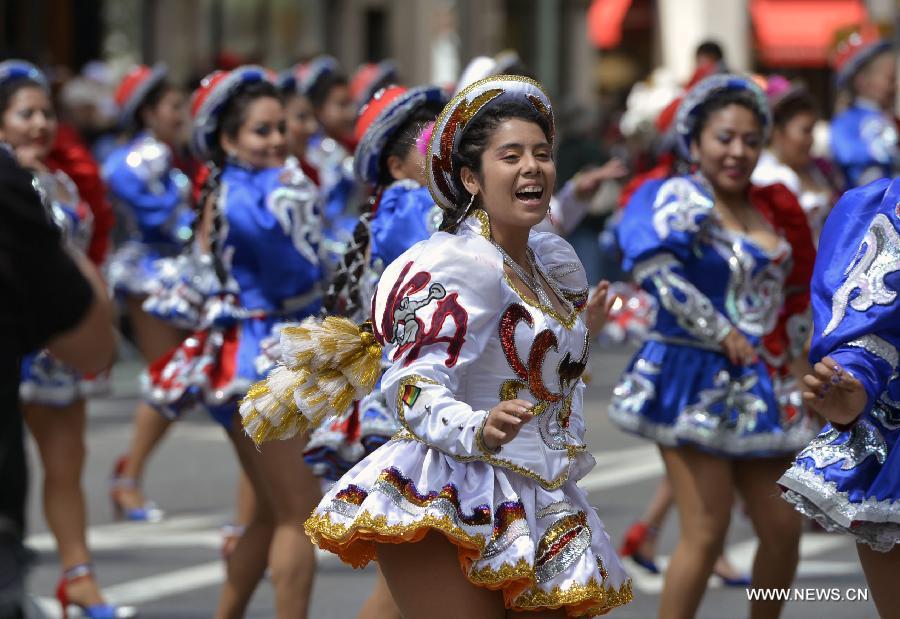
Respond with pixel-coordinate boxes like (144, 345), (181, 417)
(518, 186), (542, 195)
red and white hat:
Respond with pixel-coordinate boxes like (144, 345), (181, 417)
(350, 60), (399, 110)
(426, 75), (554, 211)
(353, 84), (446, 185)
(114, 63), (168, 127)
(190, 65), (275, 159)
(832, 23), (892, 89)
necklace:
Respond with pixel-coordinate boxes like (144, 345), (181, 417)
(493, 241), (559, 309)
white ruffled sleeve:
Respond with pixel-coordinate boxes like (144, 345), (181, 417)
(373, 232), (504, 458)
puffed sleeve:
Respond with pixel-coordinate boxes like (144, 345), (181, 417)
(809, 177), (900, 416)
(369, 181), (437, 266)
(754, 183), (816, 360)
(103, 139), (188, 233)
(373, 232), (504, 458)
(617, 176), (732, 344)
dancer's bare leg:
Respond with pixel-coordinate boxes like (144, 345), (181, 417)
(214, 424), (275, 619)
(26, 401), (105, 606)
(658, 446), (734, 619)
(734, 457), (802, 619)
(857, 544), (900, 619)
(115, 296), (185, 511)
(216, 421), (319, 619)
(357, 565), (402, 619)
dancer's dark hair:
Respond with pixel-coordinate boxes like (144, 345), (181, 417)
(197, 80), (281, 283)
(0, 77), (47, 116)
(324, 101), (443, 318)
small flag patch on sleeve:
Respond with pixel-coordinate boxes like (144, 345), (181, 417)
(401, 384), (421, 408)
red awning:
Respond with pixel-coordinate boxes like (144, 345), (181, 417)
(751, 0), (867, 67)
(587, 0), (634, 49)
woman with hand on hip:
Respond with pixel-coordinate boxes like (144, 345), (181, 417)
(610, 74), (818, 619)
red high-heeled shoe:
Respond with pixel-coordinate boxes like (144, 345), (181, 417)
(619, 521), (661, 574)
(56, 563), (137, 618)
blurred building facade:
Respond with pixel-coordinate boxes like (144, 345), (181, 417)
(1, 0), (896, 108)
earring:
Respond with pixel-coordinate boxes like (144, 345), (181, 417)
(467, 192), (476, 210)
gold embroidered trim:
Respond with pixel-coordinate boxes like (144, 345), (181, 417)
(503, 273), (585, 330)
(499, 379), (550, 417)
(393, 432), (583, 491)
(514, 578), (634, 617)
(304, 509), (485, 569)
(476, 413), (501, 455)
(393, 365), (589, 490)
(305, 510), (632, 616)
(471, 208), (492, 240)
(471, 208), (585, 329)
(468, 557), (533, 586)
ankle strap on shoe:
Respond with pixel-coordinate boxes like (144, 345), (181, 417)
(63, 563), (94, 582)
(110, 476), (139, 490)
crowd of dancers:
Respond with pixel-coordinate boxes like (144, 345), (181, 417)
(4, 18), (899, 619)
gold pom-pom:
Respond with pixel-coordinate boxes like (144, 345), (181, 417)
(239, 318), (383, 445)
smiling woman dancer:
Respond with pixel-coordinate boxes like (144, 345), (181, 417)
(610, 74), (818, 619)
(145, 66), (324, 618)
(241, 75), (632, 618)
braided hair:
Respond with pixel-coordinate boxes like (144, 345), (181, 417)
(323, 102), (442, 318)
(197, 80), (282, 284)
(440, 100), (553, 232)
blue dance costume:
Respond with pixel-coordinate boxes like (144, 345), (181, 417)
(830, 100), (899, 189)
(20, 170), (108, 405)
(609, 175), (818, 455)
(103, 133), (194, 296)
(145, 162), (324, 428)
(780, 177), (900, 551)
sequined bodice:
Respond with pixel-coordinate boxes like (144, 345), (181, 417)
(34, 170), (92, 253)
(697, 222), (792, 338)
(378, 211), (594, 490)
(463, 281), (591, 486)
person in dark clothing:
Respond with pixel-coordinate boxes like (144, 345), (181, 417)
(0, 145), (115, 617)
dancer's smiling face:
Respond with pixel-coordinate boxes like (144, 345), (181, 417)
(221, 95), (287, 169)
(691, 102), (763, 196)
(284, 94), (318, 161)
(460, 117), (555, 231)
(141, 86), (187, 148)
(0, 84), (56, 161)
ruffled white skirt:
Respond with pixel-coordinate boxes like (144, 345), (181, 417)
(305, 438), (633, 617)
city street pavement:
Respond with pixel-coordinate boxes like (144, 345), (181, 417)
(23, 346), (876, 618)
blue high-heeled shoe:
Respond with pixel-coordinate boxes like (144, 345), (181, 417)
(109, 457), (164, 522)
(56, 563), (137, 618)
(619, 521), (661, 574)
(713, 568), (751, 587)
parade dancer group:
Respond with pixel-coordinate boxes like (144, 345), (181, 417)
(4, 16), (898, 619)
